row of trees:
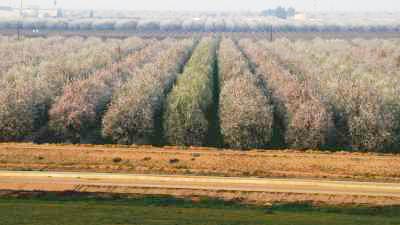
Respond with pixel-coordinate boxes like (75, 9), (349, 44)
(102, 39), (195, 144)
(218, 38), (273, 149)
(0, 36), (106, 140)
(48, 38), (170, 143)
(0, 36), (73, 75)
(260, 38), (400, 151)
(1, 36), (400, 152)
(239, 39), (334, 149)
(0, 36), (146, 142)
(163, 38), (217, 146)
(1, 18), (400, 32)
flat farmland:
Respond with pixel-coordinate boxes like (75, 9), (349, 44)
(2, 36), (400, 152)
(0, 143), (399, 182)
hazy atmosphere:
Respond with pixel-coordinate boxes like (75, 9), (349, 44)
(1, 0), (400, 222)
(1, 0), (400, 11)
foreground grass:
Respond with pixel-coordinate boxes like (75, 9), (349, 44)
(0, 194), (399, 225)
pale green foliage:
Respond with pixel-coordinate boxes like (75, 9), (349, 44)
(102, 39), (194, 144)
(0, 66), (45, 140)
(164, 38), (217, 146)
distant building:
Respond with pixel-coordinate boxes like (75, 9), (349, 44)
(22, 5), (39, 17)
(0, 1), (61, 18)
(294, 12), (307, 21)
(0, 6), (12, 11)
(16, 7), (57, 18)
(38, 9), (58, 18)
(0, 5), (18, 18)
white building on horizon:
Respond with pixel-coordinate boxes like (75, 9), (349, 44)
(0, 0), (59, 18)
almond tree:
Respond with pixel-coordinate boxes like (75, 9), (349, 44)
(218, 38), (274, 149)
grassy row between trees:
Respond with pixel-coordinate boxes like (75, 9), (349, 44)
(164, 38), (218, 146)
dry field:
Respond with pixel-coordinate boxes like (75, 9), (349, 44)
(1, 188), (398, 206)
(0, 143), (400, 182)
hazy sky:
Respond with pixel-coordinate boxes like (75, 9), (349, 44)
(2, 0), (400, 12)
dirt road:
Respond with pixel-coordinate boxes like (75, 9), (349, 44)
(2, 143), (400, 182)
(0, 171), (400, 198)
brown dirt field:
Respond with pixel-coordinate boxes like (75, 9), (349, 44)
(0, 143), (400, 182)
(0, 187), (398, 206)
(74, 186), (400, 206)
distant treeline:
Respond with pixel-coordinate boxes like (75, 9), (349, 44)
(261, 6), (296, 19)
(1, 17), (400, 32)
